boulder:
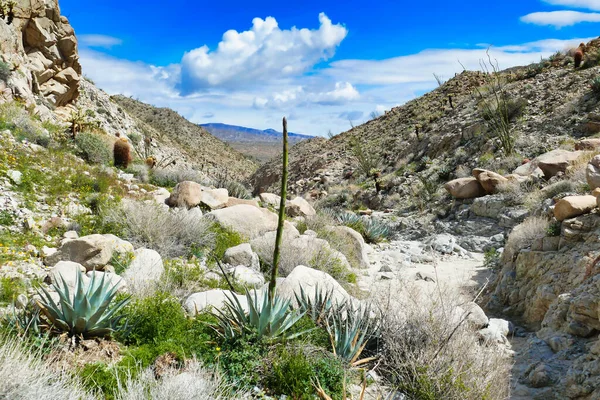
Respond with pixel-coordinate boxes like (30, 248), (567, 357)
(327, 226), (370, 269)
(575, 138), (600, 150)
(150, 188), (171, 204)
(512, 162), (545, 178)
(230, 266), (265, 287)
(45, 234), (134, 270)
(586, 155), (600, 190)
(122, 248), (164, 293)
(471, 195), (509, 218)
(184, 290), (249, 316)
(444, 177), (486, 199)
(86, 271), (127, 292)
(259, 193), (281, 208)
(225, 197), (260, 208)
(251, 232), (350, 276)
(285, 197), (316, 217)
(166, 181), (203, 208)
(464, 302), (489, 329)
(553, 196), (597, 221)
(208, 204), (299, 240)
(200, 188), (229, 210)
(223, 243), (260, 271)
(536, 149), (583, 179)
(276, 265), (352, 307)
(472, 168), (508, 194)
(48, 261), (87, 291)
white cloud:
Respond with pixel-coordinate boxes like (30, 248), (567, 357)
(79, 34), (123, 49)
(521, 10), (600, 27)
(543, 0), (600, 10)
(79, 10), (592, 138)
(179, 13), (347, 93)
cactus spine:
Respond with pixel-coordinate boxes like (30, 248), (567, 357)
(268, 117), (288, 303)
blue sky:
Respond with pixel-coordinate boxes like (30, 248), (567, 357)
(60, 0), (599, 136)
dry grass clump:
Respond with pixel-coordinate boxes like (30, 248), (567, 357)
(151, 168), (210, 187)
(116, 359), (239, 400)
(524, 179), (579, 211)
(102, 200), (215, 258)
(377, 284), (511, 400)
(0, 336), (96, 400)
(504, 215), (550, 261)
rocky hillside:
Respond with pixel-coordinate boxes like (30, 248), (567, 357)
(112, 96), (258, 179)
(0, 0), (81, 117)
(252, 40), (600, 202)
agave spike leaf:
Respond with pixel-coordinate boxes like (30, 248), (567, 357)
(211, 289), (308, 340)
(36, 269), (130, 338)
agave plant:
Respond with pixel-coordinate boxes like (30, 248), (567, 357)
(361, 218), (391, 244)
(4, 305), (42, 336)
(335, 212), (364, 232)
(36, 270), (130, 339)
(294, 284), (336, 327)
(212, 289), (309, 340)
(327, 302), (379, 366)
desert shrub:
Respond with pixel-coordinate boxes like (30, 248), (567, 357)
(547, 221), (562, 237)
(101, 200), (215, 258)
(378, 285), (510, 400)
(0, 61), (10, 82)
(592, 77), (600, 99)
(0, 335), (95, 399)
(115, 360), (237, 400)
(335, 212), (391, 244)
(0, 277), (26, 305)
(125, 163), (149, 183)
(151, 168), (207, 188)
(525, 180), (579, 211)
(75, 132), (112, 165)
(0, 102), (51, 146)
(475, 56), (523, 155)
(215, 179), (252, 199)
(211, 223), (244, 260)
(583, 50), (600, 69)
(483, 248), (501, 269)
(263, 345), (345, 399)
(504, 216), (550, 261)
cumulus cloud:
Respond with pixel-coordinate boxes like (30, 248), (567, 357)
(179, 13), (347, 93)
(325, 38), (591, 86)
(79, 34), (123, 49)
(252, 81), (359, 109)
(521, 10), (600, 27)
(543, 0), (600, 10)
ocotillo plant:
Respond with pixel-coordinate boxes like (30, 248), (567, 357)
(268, 117), (288, 303)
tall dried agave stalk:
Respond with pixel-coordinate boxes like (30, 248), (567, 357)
(268, 117), (289, 303)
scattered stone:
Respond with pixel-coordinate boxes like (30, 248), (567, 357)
(225, 197), (259, 208)
(200, 188), (229, 210)
(230, 266), (264, 287)
(7, 170), (22, 185)
(472, 168), (508, 194)
(209, 204), (299, 240)
(184, 290), (249, 316)
(46, 234), (134, 270)
(122, 248), (164, 293)
(223, 243), (260, 271)
(277, 265), (353, 307)
(586, 155), (600, 190)
(444, 177), (486, 199)
(536, 149), (583, 179)
(285, 197), (316, 217)
(166, 181), (203, 209)
(415, 271), (435, 282)
(553, 195), (596, 221)
(259, 193), (281, 208)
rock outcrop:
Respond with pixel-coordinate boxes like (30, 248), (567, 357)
(0, 0), (81, 112)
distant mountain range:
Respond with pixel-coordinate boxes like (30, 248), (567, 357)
(200, 123), (314, 163)
(200, 123), (313, 144)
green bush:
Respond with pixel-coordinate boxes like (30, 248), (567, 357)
(263, 346), (345, 399)
(0, 277), (26, 305)
(592, 77), (600, 99)
(75, 132), (111, 165)
(0, 61), (10, 82)
(218, 332), (267, 390)
(211, 223), (244, 260)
